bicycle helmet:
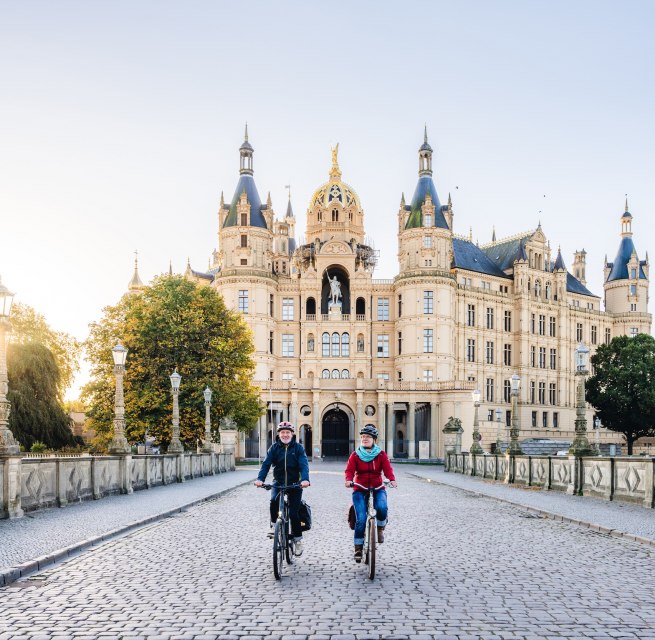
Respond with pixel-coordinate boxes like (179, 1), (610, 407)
(276, 421), (295, 433)
(359, 425), (378, 439)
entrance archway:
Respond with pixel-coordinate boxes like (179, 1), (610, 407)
(322, 407), (351, 457)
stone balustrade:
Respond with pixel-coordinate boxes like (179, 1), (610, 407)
(445, 452), (655, 509)
(0, 452), (235, 519)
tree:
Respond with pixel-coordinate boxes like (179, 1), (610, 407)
(586, 333), (655, 454)
(82, 276), (263, 452)
(9, 303), (81, 395)
(7, 342), (77, 450)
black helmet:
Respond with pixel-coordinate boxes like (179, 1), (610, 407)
(359, 425), (378, 439)
(276, 421), (295, 433)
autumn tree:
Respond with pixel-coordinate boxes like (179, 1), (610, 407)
(82, 276), (262, 452)
(586, 333), (655, 454)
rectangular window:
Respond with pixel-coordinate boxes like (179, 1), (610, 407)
(631, 327), (639, 337)
(281, 372), (293, 381)
(531, 313), (536, 334)
(322, 333), (330, 357)
(240, 213), (248, 226)
(377, 372), (390, 381)
(398, 295), (402, 317)
(550, 348), (557, 370)
(549, 383), (557, 405)
(423, 370), (433, 382)
(549, 316), (556, 337)
(576, 323), (583, 342)
(486, 341), (494, 365)
(553, 412), (559, 428)
(467, 304), (476, 327)
(538, 314), (545, 336)
(486, 307), (494, 329)
(238, 290), (249, 313)
(630, 284), (637, 295)
(530, 381), (536, 404)
(531, 346), (536, 368)
(240, 234), (248, 248)
(269, 294), (274, 317)
(377, 297), (390, 321)
(503, 343), (512, 366)
(531, 411), (537, 427)
(424, 213), (432, 226)
(506, 410), (512, 427)
(631, 267), (637, 279)
(591, 325), (597, 345)
(282, 334), (294, 357)
(542, 412), (548, 428)
(423, 329), (433, 353)
(504, 310), (512, 332)
(539, 347), (546, 369)
(398, 332), (402, 355)
(503, 380), (511, 403)
(423, 236), (432, 249)
(240, 259), (247, 265)
(481, 281), (491, 290)
(269, 331), (273, 355)
(377, 335), (389, 357)
(423, 291), (433, 314)
(538, 382), (545, 404)
(605, 328), (611, 344)
(467, 338), (476, 362)
(282, 298), (294, 321)
(486, 378), (494, 402)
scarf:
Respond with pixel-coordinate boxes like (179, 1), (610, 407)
(356, 444), (381, 463)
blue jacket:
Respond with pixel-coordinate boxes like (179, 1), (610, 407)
(257, 436), (310, 486)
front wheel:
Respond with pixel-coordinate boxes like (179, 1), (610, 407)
(285, 519), (294, 565)
(366, 517), (376, 580)
(273, 520), (284, 580)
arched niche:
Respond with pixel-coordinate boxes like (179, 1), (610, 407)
(321, 265), (350, 314)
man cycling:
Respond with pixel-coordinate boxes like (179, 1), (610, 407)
(255, 421), (310, 555)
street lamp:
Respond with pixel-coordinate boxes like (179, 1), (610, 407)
(569, 343), (594, 456)
(593, 417), (601, 455)
(168, 369), (184, 453)
(470, 388), (483, 454)
(202, 385), (213, 453)
(507, 373), (523, 454)
(0, 276), (19, 454)
(109, 343), (131, 454)
(495, 408), (503, 454)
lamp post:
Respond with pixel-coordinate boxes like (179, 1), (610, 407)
(470, 389), (483, 454)
(507, 373), (523, 454)
(569, 343), (595, 456)
(0, 277), (19, 455)
(593, 417), (601, 455)
(495, 408), (503, 454)
(202, 386), (213, 453)
(109, 343), (131, 454)
(168, 369), (184, 453)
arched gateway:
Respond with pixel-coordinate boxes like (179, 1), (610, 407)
(321, 407), (351, 458)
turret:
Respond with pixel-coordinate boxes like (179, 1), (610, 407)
(573, 249), (587, 285)
(127, 251), (145, 295)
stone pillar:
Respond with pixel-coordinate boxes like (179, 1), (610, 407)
(408, 401), (416, 459)
(312, 397), (320, 458)
(291, 392), (299, 430)
(377, 399), (386, 452)
(387, 403), (395, 455)
(119, 454), (134, 494)
(0, 456), (23, 519)
(356, 395), (364, 432)
(430, 402), (438, 459)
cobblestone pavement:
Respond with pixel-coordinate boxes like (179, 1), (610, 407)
(1, 462), (654, 640)
(409, 466), (655, 542)
(0, 468), (255, 574)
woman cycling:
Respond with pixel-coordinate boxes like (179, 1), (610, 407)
(344, 425), (397, 562)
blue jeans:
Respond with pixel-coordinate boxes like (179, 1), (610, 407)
(270, 486), (303, 539)
(352, 489), (388, 545)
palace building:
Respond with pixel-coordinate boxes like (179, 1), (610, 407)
(155, 128), (651, 459)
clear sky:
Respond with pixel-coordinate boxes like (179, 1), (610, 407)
(1, 1), (654, 399)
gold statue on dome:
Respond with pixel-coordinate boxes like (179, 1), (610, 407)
(329, 143), (341, 180)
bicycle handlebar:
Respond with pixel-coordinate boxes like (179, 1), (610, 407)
(257, 482), (305, 491)
(349, 480), (392, 490)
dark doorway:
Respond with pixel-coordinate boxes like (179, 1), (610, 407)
(322, 408), (351, 458)
(302, 425), (313, 457)
(244, 428), (260, 458)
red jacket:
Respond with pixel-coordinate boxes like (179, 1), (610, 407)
(345, 450), (395, 491)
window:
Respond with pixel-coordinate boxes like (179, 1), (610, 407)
(504, 310), (512, 332)
(500, 285), (509, 294)
(467, 304), (476, 327)
(539, 347), (546, 369)
(631, 303), (637, 311)
(424, 291), (433, 314)
(331, 369), (340, 379)
(240, 234), (247, 248)
(481, 281), (491, 290)
(591, 325), (597, 345)
(424, 213), (432, 226)
(341, 369), (350, 379)
(630, 284), (637, 295)
(576, 323), (583, 342)
(503, 343), (512, 366)
(530, 381), (536, 404)
(631, 327), (639, 337)
(550, 348), (557, 370)
(487, 409), (494, 421)
(322, 369), (330, 379)
(397, 371), (403, 381)
(240, 259), (247, 265)
(486, 341), (494, 364)
(486, 307), (494, 329)
(553, 412), (559, 428)
(377, 335), (389, 357)
(531, 411), (537, 427)
(341, 333), (350, 357)
(331, 208), (339, 222)
(467, 339), (476, 362)
(538, 314), (545, 336)
(542, 412), (548, 428)
(377, 372), (390, 381)
(423, 370), (433, 382)
(282, 298), (294, 321)
(377, 297), (389, 321)
(549, 383), (557, 405)
(531, 346), (536, 368)
(238, 290), (248, 313)
(423, 329), (433, 353)
(331, 332), (340, 357)
(398, 332), (402, 355)
(506, 410), (512, 426)
(462, 277), (472, 287)
(486, 378), (494, 402)
(538, 382), (545, 404)
(423, 236), (432, 249)
(269, 331), (273, 354)
(270, 294), (274, 316)
(282, 372), (292, 381)
(631, 267), (637, 279)
(282, 334), (294, 357)
(398, 295), (402, 317)
(549, 316), (556, 337)
(322, 332), (330, 357)
(307, 334), (315, 352)
(605, 328), (611, 344)
(531, 314), (536, 334)
(241, 213), (247, 226)
(503, 380), (511, 403)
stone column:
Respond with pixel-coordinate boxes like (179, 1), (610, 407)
(291, 392), (299, 430)
(430, 401), (438, 459)
(387, 403), (395, 455)
(356, 395), (364, 432)
(312, 396), (320, 458)
(377, 399), (386, 452)
(408, 401), (416, 459)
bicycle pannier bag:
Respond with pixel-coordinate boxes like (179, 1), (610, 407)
(347, 504), (356, 530)
(299, 500), (312, 531)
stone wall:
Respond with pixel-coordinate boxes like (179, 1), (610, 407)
(446, 452), (655, 509)
(1, 452), (235, 519)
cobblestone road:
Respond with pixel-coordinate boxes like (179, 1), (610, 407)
(1, 463), (654, 640)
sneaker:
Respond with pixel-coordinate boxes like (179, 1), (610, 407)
(354, 544), (363, 563)
(293, 538), (304, 556)
(377, 526), (385, 543)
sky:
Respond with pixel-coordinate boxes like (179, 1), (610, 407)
(1, 1), (654, 399)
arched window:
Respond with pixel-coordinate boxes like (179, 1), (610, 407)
(356, 297), (366, 316)
(331, 332), (340, 357)
(306, 297), (316, 316)
(317, 211), (322, 222)
(332, 208), (339, 222)
(341, 369), (350, 379)
(322, 369), (330, 379)
(341, 332), (350, 357)
(331, 369), (340, 379)
(322, 333), (330, 357)
(307, 334), (315, 352)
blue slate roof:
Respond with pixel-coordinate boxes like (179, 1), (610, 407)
(405, 176), (448, 229)
(480, 235), (531, 271)
(566, 272), (597, 297)
(223, 174), (267, 229)
(606, 236), (647, 282)
(452, 238), (512, 279)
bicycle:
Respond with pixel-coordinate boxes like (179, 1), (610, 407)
(349, 480), (391, 580)
(259, 483), (302, 580)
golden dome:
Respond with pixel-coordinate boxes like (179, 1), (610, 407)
(309, 144), (361, 211)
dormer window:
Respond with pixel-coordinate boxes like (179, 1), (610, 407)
(631, 267), (637, 279)
(241, 213), (248, 226)
(424, 213), (432, 226)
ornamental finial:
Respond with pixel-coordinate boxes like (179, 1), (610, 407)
(329, 143), (341, 180)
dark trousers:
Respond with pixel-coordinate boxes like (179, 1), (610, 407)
(270, 486), (303, 538)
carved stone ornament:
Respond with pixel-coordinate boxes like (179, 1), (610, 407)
(322, 241), (350, 255)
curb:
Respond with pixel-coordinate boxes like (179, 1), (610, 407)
(408, 472), (655, 549)
(0, 477), (254, 588)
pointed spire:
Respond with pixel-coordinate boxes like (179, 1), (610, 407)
(400, 192), (405, 206)
(448, 193), (452, 208)
(469, 226), (473, 242)
(220, 191), (224, 207)
(128, 250), (144, 292)
(554, 246), (566, 271)
(418, 128), (433, 175)
(625, 196), (629, 213)
(239, 123), (254, 174)
(244, 122), (248, 142)
(424, 123), (428, 144)
(492, 226), (496, 243)
(169, 260), (173, 276)
(266, 191), (272, 207)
